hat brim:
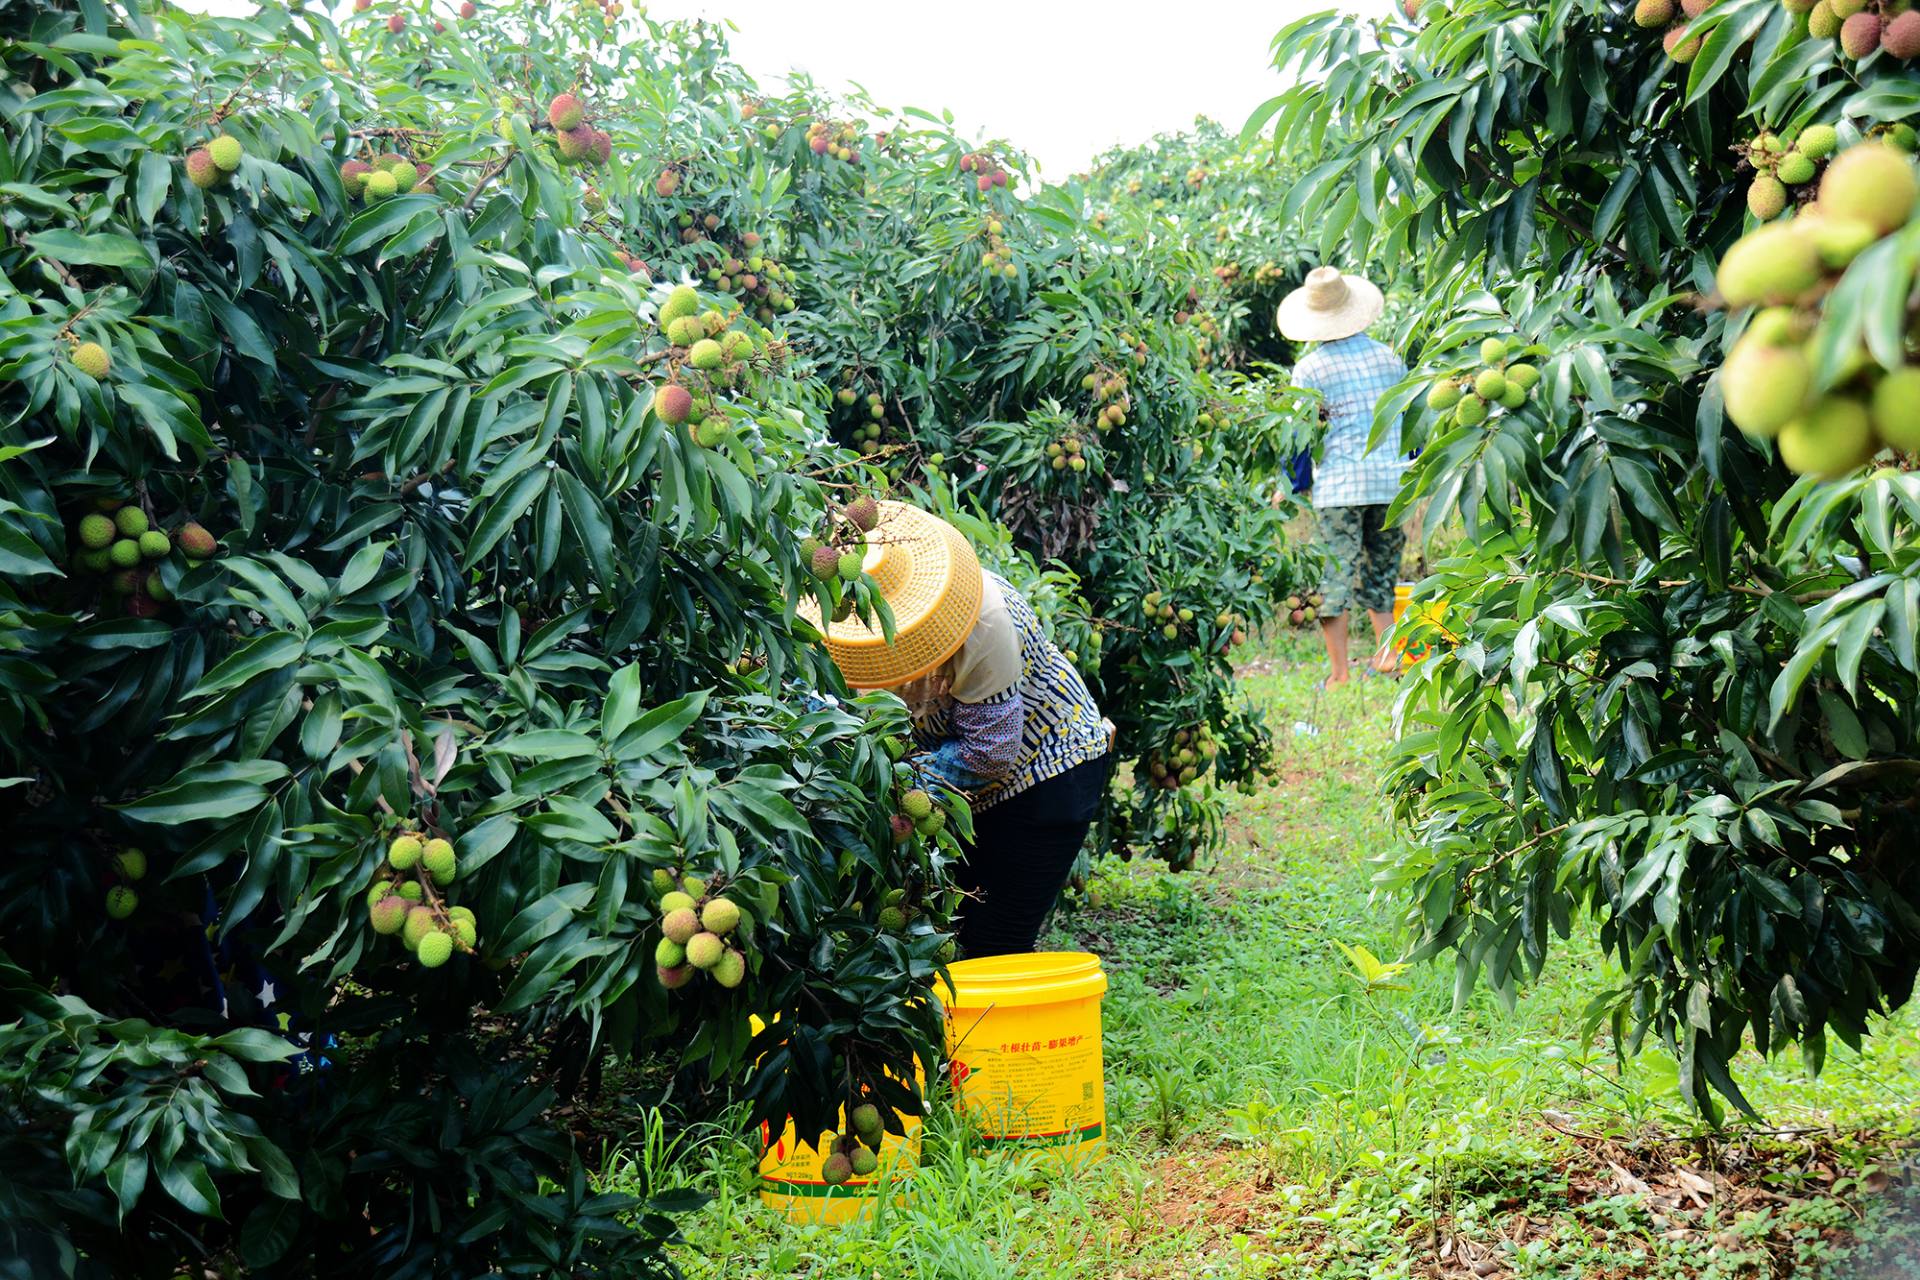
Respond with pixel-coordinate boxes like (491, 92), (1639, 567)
(1276, 275), (1384, 342)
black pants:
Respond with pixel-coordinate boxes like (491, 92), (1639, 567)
(952, 753), (1110, 958)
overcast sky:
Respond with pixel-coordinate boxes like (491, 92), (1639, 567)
(173, 1), (1366, 178)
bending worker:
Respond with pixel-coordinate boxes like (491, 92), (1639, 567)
(800, 501), (1111, 957)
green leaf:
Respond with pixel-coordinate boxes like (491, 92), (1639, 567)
(27, 229), (152, 269)
(611, 691), (709, 760)
(156, 1157), (224, 1220)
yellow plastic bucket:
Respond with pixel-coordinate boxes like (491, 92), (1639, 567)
(939, 951), (1108, 1165)
(753, 1020), (923, 1223)
(1391, 583), (1449, 669)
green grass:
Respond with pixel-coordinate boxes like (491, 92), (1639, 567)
(610, 632), (1920, 1279)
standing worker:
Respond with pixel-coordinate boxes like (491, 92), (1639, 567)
(799, 501), (1112, 958)
(1278, 266), (1412, 686)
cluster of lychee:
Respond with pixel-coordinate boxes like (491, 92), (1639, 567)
(73, 501), (218, 618)
(1083, 367), (1131, 431)
(978, 216), (1018, 281)
(800, 496), (881, 616)
(689, 223), (797, 314)
(1798, 0), (1920, 61)
(367, 829), (477, 969)
(1716, 142), (1920, 475)
(654, 874), (747, 990)
(1633, 0), (1716, 62)
(1424, 337), (1539, 426)
(958, 151), (1011, 193)
(1140, 589), (1195, 642)
(1146, 726), (1218, 790)
(1283, 590), (1325, 628)
(835, 387), (891, 451)
(819, 1102), (888, 1185)
(341, 152), (434, 202)
(648, 285), (764, 447)
(1742, 125), (1837, 219)
(104, 845), (147, 920)
(806, 119), (864, 164)
(890, 786), (947, 842)
(1043, 432), (1090, 475)
(184, 133), (245, 191)
(546, 94), (613, 168)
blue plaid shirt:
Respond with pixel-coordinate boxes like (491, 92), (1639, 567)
(1293, 333), (1410, 509)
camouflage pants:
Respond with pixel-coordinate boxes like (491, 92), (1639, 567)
(1316, 504), (1404, 617)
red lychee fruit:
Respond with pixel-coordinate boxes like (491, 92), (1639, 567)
(387, 12), (405, 32)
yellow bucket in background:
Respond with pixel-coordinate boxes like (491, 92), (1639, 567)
(1391, 582), (1449, 669)
(940, 951), (1108, 1165)
(753, 1021), (923, 1224)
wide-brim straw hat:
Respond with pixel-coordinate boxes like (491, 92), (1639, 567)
(1276, 266), (1384, 342)
(795, 501), (984, 690)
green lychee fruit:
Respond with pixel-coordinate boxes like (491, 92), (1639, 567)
(1498, 382), (1527, 409)
(651, 868), (677, 896)
(447, 906), (478, 949)
(821, 1153), (853, 1185)
(655, 936), (687, 967)
(113, 847), (148, 880)
(1776, 153), (1816, 185)
(105, 886), (138, 919)
(837, 550), (864, 580)
(1809, 0), (1841, 36)
(138, 530), (170, 559)
(701, 897), (741, 934)
(712, 948), (746, 988)
(391, 161), (419, 193)
(1810, 215), (1879, 268)
(1505, 363), (1540, 391)
(416, 930), (454, 967)
(402, 904), (437, 948)
(654, 383), (694, 424)
(849, 1147), (878, 1176)
(208, 134), (243, 172)
(114, 507), (149, 537)
(662, 907), (700, 945)
(850, 1102), (883, 1140)
(398, 881), (423, 901)
(367, 881), (396, 907)
(1455, 395), (1488, 427)
(387, 834), (422, 870)
(79, 513), (116, 549)
(1797, 124), (1839, 159)
(79, 549), (112, 573)
(915, 808), (946, 836)
(145, 572), (172, 602)
(1747, 174), (1788, 220)
(901, 789), (933, 819)
(685, 931), (725, 969)
(370, 894), (409, 934)
(1870, 368), (1920, 450)
(421, 838), (456, 882)
(1426, 381), (1462, 411)
(1777, 396), (1877, 477)
(109, 539), (141, 568)
(363, 169), (397, 200)
(1819, 143), (1917, 232)
(1474, 369), (1508, 400)
(659, 285), (700, 325)
(72, 341), (111, 379)
(186, 148), (221, 189)
(1715, 222), (1822, 306)
(177, 523), (217, 559)
(682, 875), (707, 898)
(1479, 337), (1507, 365)
(846, 495), (881, 531)
(877, 906), (907, 930)
(1722, 335), (1811, 437)
(688, 338), (723, 370)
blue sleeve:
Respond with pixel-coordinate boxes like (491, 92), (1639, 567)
(919, 690), (1024, 790)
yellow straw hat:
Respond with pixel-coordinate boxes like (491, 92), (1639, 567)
(796, 501), (984, 690)
(1276, 265), (1384, 342)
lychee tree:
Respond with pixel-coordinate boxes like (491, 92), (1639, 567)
(1254, 0), (1920, 1110)
(0, 1), (964, 1272)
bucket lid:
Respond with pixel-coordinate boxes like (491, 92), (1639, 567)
(938, 951), (1107, 1009)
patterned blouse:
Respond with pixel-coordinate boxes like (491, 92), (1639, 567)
(914, 572), (1109, 810)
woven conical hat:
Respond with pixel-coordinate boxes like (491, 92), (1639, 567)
(796, 501), (983, 690)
